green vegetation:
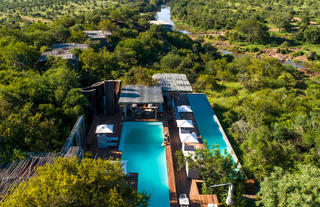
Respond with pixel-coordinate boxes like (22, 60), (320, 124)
(171, 0), (320, 63)
(0, 157), (149, 206)
(258, 164), (320, 206)
(0, 0), (319, 205)
(176, 143), (247, 206)
(198, 57), (320, 180)
(0, 0), (116, 22)
(0, 0), (167, 162)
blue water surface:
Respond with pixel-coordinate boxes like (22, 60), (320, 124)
(119, 122), (170, 207)
(187, 94), (229, 155)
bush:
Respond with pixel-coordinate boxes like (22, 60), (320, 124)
(194, 74), (218, 90)
(292, 51), (304, 57)
(223, 88), (238, 97)
(304, 26), (320, 44)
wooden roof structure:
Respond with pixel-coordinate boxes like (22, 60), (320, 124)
(37, 43), (88, 62)
(84, 30), (112, 39)
(152, 73), (193, 92)
(149, 20), (172, 26)
(0, 153), (60, 200)
(118, 85), (164, 104)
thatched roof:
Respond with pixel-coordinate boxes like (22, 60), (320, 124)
(118, 85), (164, 104)
(152, 73), (193, 92)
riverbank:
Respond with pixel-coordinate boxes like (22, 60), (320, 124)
(157, 6), (319, 69)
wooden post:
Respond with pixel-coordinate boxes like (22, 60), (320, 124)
(124, 104), (127, 120)
(155, 104), (158, 119)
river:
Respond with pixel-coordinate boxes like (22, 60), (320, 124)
(156, 6), (189, 34)
(155, 5), (305, 69)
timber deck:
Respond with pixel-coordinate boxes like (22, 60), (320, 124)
(85, 93), (220, 207)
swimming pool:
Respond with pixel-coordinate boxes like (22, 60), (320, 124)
(187, 94), (229, 155)
(119, 122), (170, 207)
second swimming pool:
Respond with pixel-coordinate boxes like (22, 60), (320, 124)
(187, 94), (230, 155)
(119, 122), (170, 207)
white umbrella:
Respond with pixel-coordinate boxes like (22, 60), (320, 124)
(95, 124), (114, 134)
(179, 133), (199, 143)
(226, 184), (233, 206)
(176, 120), (194, 128)
(177, 105), (192, 112)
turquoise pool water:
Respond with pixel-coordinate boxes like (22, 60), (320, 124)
(187, 94), (229, 155)
(119, 122), (170, 207)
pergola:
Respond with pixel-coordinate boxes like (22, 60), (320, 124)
(118, 85), (164, 120)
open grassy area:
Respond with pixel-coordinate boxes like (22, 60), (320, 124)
(0, 0), (119, 22)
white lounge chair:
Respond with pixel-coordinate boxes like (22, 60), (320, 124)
(106, 137), (118, 141)
(179, 194), (189, 207)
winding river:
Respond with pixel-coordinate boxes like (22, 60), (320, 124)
(156, 6), (305, 69)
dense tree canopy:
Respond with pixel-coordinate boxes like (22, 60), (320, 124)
(258, 164), (320, 207)
(0, 157), (150, 206)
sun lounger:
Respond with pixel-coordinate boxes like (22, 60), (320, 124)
(107, 142), (118, 147)
(106, 137), (118, 141)
(179, 194), (189, 207)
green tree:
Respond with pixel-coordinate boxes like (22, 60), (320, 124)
(304, 26), (320, 44)
(175, 143), (246, 206)
(99, 19), (118, 32)
(123, 66), (156, 86)
(194, 74), (218, 90)
(1, 157), (150, 206)
(236, 20), (270, 43)
(270, 12), (292, 32)
(258, 164), (320, 207)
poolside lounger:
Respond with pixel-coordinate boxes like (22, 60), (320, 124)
(106, 137), (118, 141)
(179, 194), (189, 207)
(107, 142), (118, 147)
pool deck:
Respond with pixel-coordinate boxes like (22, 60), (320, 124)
(85, 95), (221, 207)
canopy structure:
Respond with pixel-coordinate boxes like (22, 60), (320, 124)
(179, 133), (199, 143)
(177, 105), (193, 113)
(152, 73), (192, 93)
(119, 85), (163, 104)
(118, 85), (164, 120)
(95, 124), (114, 134)
(176, 120), (194, 128)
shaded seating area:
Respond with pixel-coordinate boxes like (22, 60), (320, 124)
(118, 85), (164, 120)
(95, 124), (118, 148)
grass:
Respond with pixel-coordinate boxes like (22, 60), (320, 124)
(204, 82), (250, 112)
(0, 0), (118, 22)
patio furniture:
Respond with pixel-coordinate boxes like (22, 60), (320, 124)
(179, 194), (190, 207)
(177, 105), (192, 113)
(95, 124), (114, 134)
(106, 137), (118, 141)
(106, 142), (118, 147)
(179, 133), (199, 143)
